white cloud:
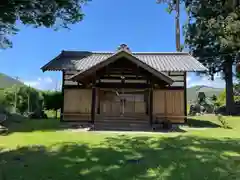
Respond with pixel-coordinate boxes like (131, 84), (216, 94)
(24, 81), (41, 87)
(187, 73), (225, 88)
(186, 76), (191, 83)
(23, 76), (60, 90)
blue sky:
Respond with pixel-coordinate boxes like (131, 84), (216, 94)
(0, 0), (225, 90)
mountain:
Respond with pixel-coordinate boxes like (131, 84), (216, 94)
(187, 85), (223, 102)
(0, 73), (24, 89)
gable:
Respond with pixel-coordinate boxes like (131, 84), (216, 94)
(69, 50), (174, 85)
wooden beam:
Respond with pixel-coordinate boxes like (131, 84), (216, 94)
(156, 86), (184, 90)
(96, 83), (150, 89)
(64, 84), (87, 89)
(100, 76), (146, 80)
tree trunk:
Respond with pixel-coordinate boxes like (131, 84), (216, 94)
(224, 59), (235, 115)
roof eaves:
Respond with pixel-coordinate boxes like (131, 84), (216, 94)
(41, 51), (64, 72)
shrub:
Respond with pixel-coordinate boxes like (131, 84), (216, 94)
(217, 115), (231, 129)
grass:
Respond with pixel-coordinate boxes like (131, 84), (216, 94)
(0, 116), (240, 180)
(45, 110), (60, 119)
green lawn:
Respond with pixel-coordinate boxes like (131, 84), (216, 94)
(0, 116), (240, 180)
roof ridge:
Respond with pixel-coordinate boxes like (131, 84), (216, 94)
(133, 52), (189, 55)
(91, 51), (189, 55)
(61, 50), (189, 55)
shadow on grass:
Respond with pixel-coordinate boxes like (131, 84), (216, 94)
(187, 118), (221, 128)
(2, 118), (63, 134)
(1, 135), (240, 180)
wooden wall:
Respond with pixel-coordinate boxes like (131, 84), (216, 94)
(63, 89), (92, 121)
(162, 72), (184, 87)
(64, 70), (79, 86)
(153, 90), (185, 123)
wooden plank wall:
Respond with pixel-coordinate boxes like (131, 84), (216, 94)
(162, 72), (184, 87)
(153, 90), (184, 123)
(63, 89), (92, 121)
(64, 71), (79, 86)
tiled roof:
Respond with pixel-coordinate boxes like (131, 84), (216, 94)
(41, 51), (207, 72)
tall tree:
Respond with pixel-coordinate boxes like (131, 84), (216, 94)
(183, 0), (240, 115)
(159, 0), (240, 115)
(157, 0), (182, 51)
(0, 0), (89, 48)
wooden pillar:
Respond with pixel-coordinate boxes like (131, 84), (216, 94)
(145, 90), (148, 115)
(184, 72), (187, 123)
(97, 87), (100, 114)
(149, 87), (153, 125)
(91, 79), (96, 123)
(60, 71), (65, 122)
(149, 78), (153, 125)
(145, 79), (150, 115)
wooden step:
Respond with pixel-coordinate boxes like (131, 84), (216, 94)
(94, 123), (151, 131)
(94, 119), (151, 131)
(96, 114), (149, 119)
(96, 116), (149, 121)
(95, 119), (149, 124)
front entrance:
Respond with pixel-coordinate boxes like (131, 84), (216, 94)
(100, 89), (146, 115)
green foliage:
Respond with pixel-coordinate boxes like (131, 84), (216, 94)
(217, 115), (231, 129)
(217, 90), (227, 106)
(182, 0), (240, 114)
(217, 87), (240, 106)
(211, 95), (217, 102)
(45, 110), (61, 119)
(2, 85), (43, 114)
(43, 91), (62, 111)
(197, 92), (206, 104)
(43, 91), (62, 118)
(0, 0), (89, 48)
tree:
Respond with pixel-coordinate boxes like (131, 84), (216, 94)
(157, 0), (182, 51)
(183, 0), (240, 115)
(0, 0), (89, 48)
(211, 94), (218, 102)
(197, 92), (206, 105)
(158, 1), (240, 115)
(43, 91), (62, 119)
(3, 85), (43, 114)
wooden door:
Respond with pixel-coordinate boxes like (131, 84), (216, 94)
(100, 91), (121, 115)
(122, 94), (135, 114)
